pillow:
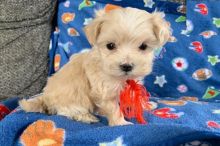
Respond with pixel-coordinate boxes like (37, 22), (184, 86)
(0, 0), (57, 100)
(50, 0), (220, 101)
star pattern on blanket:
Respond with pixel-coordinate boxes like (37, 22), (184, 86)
(208, 55), (220, 66)
(213, 18), (220, 28)
(1, 1), (219, 146)
(143, 0), (155, 8)
(83, 18), (93, 25)
(51, 0), (220, 102)
(58, 42), (73, 54)
(154, 75), (167, 88)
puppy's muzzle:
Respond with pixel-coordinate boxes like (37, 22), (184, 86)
(120, 64), (133, 72)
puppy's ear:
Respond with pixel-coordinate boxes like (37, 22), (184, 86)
(84, 10), (105, 45)
(151, 12), (173, 46)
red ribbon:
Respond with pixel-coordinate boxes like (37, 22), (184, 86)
(120, 80), (150, 124)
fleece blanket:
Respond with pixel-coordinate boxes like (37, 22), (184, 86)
(48, 0), (220, 102)
(1, 97), (220, 146)
(1, 0), (220, 146)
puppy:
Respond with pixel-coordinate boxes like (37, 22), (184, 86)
(19, 7), (172, 126)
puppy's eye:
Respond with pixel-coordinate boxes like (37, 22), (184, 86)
(139, 43), (148, 51)
(106, 43), (116, 50)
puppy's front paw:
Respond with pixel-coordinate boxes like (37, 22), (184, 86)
(73, 113), (99, 123)
(109, 118), (133, 126)
(119, 120), (133, 125)
(86, 114), (100, 123)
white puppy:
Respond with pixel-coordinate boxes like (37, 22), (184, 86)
(19, 7), (172, 126)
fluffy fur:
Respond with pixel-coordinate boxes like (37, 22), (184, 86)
(19, 7), (172, 126)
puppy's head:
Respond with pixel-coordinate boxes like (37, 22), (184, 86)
(84, 7), (172, 79)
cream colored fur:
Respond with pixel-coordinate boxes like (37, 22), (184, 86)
(19, 7), (172, 126)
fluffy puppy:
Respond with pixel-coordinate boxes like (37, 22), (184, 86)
(19, 7), (172, 126)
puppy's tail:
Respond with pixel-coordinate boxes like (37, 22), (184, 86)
(19, 94), (46, 113)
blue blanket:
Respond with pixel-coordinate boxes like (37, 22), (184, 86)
(1, 97), (220, 146)
(1, 0), (220, 146)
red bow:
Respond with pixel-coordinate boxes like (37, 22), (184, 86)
(120, 80), (151, 124)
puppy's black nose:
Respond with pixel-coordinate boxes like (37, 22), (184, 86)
(120, 64), (133, 72)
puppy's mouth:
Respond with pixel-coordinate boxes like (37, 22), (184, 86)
(124, 72), (129, 76)
(120, 70), (151, 79)
(120, 72), (136, 79)
(110, 71), (131, 78)
(110, 71), (141, 81)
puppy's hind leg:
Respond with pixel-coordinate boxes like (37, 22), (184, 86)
(57, 106), (99, 123)
(19, 95), (46, 113)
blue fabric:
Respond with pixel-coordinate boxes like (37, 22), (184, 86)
(145, 0), (220, 101)
(1, 97), (220, 146)
(1, 0), (220, 146)
(49, 0), (220, 102)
